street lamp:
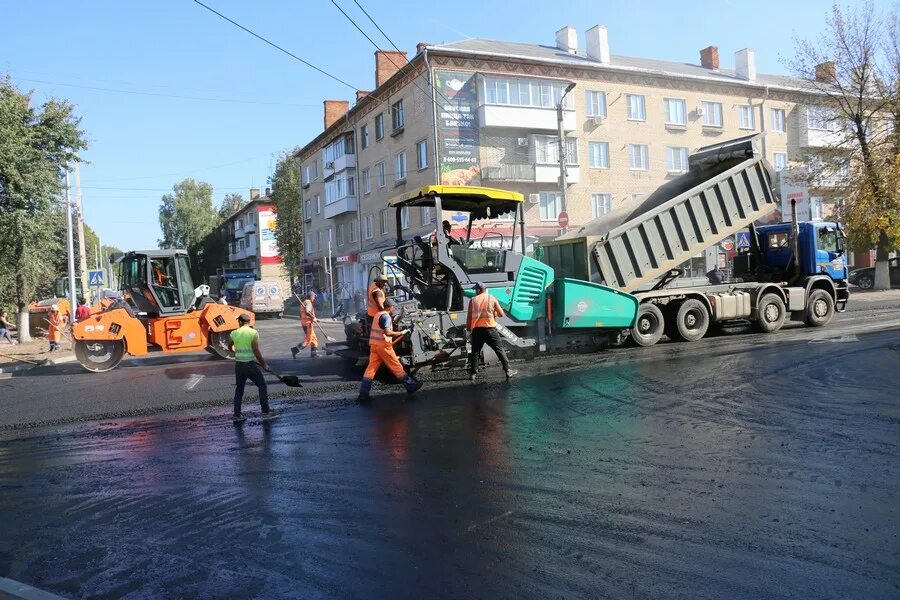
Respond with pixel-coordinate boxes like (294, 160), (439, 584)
(556, 82), (576, 234)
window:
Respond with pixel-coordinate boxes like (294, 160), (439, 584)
(349, 219), (358, 243)
(768, 232), (789, 248)
(539, 192), (562, 221)
(591, 193), (612, 218)
(361, 125), (369, 149)
(375, 113), (385, 140)
(817, 226), (839, 252)
(482, 76), (574, 109)
(628, 144), (649, 170)
(773, 152), (788, 172)
(391, 99), (404, 130)
(807, 106), (837, 131)
(324, 171), (355, 205)
(317, 230), (324, 252)
(701, 101), (723, 127)
(302, 166), (310, 185)
(376, 162), (386, 188)
(303, 199), (311, 220)
(535, 135), (578, 165)
(586, 90), (607, 117)
(422, 206), (433, 225)
(770, 108), (786, 132)
(315, 194), (321, 214)
(808, 154), (823, 172)
(304, 236), (312, 255)
(362, 168), (371, 194)
(400, 207), (410, 229)
(810, 196), (823, 220)
(363, 214), (374, 239)
(664, 98), (687, 126)
(627, 94), (646, 121)
(416, 140), (428, 169)
(395, 151), (407, 181)
(588, 142), (609, 168)
(738, 105), (755, 130)
(380, 209), (389, 234)
(666, 147), (689, 173)
(336, 223), (345, 246)
(323, 135), (354, 165)
(313, 160), (319, 180)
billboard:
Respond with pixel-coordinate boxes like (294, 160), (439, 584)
(433, 70), (481, 187)
(778, 170), (811, 223)
(257, 205), (281, 264)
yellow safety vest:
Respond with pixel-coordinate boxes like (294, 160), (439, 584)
(230, 325), (257, 362)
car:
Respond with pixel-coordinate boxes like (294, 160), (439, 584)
(848, 257), (900, 289)
(239, 281), (285, 318)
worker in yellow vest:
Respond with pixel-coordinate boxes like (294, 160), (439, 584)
(291, 291), (318, 359)
(229, 313), (277, 424)
(467, 282), (517, 382)
(358, 298), (422, 402)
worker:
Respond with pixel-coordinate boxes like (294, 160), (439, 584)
(291, 291), (319, 359)
(0, 309), (17, 345)
(367, 274), (388, 317)
(466, 282), (517, 382)
(152, 260), (168, 286)
(358, 298), (422, 402)
(431, 220), (461, 247)
(706, 265), (725, 284)
(74, 297), (91, 322)
(47, 304), (66, 352)
(228, 313), (277, 424)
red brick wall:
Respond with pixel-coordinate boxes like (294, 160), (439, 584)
(323, 100), (350, 130)
(375, 50), (408, 87)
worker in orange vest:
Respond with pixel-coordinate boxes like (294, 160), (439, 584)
(367, 274), (387, 317)
(357, 298), (422, 402)
(467, 282), (517, 382)
(47, 304), (67, 352)
(291, 291), (319, 359)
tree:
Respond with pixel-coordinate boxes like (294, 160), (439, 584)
(790, 2), (900, 290)
(158, 178), (220, 253)
(269, 150), (303, 285)
(218, 192), (246, 219)
(0, 77), (87, 340)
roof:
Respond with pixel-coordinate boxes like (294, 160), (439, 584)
(388, 185), (523, 220)
(429, 39), (813, 93)
(220, 198), (271, 227)
(124, 250), (187, 259)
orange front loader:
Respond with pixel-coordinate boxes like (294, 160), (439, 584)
(72, 250), (254, 372)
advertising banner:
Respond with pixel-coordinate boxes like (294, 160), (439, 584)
(433, 69), (481, 187)
(257, 206), (281, 264)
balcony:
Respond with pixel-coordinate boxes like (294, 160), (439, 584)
(323, 153), (356, 179)
(478, 104), (576, 132)
(481, 162), (579, 184)
(324, 195), (358, 219)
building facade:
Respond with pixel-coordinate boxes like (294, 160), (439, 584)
(296, 25), (850, 299)
(220, 188), (291, 293)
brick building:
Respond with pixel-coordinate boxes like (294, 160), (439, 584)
(296, 25), (851, 298)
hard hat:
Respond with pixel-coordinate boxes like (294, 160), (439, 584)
(51, 304), (59, 311)
(374, 274), (388, 282)
(237, 313), (251, 323)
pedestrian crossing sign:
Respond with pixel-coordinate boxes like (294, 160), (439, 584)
(88, 270), (104, 286)
(736, 231), (751, 250)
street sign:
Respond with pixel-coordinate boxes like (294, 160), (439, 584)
(736, 231), (751, 249)
(451, 212), (467, 223)
(88, 270), (104, 286)
(721, 239), (735, 252)
(558, 212), (569, 228)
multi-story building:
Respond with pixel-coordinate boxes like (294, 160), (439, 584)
(297, 25), (851, 297)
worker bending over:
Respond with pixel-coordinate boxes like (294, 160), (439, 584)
(291, 291), (318, 359)
(229, 313), (277, 423)
(467, 282), (517, 382)
(357, 298), (422, 402)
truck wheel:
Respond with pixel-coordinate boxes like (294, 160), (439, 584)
(805, 289), (835, 327)
(208, 331), (235, 360)
(631, 303), (664, 347)
(75, 340), (125, 372)
(672, 299), (709, 342)
(755, 293), (786, 333)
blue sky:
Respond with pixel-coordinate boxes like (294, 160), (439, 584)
(1, 0), (888, 249)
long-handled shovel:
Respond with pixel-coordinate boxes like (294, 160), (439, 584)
(293, 292), (337, 342)
(263, 365), (303, 388)
(0, 352), (51, 367)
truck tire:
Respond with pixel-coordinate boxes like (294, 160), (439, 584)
(630, 303), (665, 347)
(672, 299), (709, 342)
(755, 293), (786, 333)
(805, 289), (834, 327)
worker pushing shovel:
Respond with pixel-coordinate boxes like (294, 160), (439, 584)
(228, 313), (279, 424)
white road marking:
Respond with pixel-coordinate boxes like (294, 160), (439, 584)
(465, 510), (514, 534)
(185, 374), (205, 390)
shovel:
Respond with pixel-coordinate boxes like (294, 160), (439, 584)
(293, 292), (337, 342)
(0, 352), (50, 367)
(263, 365), (303, 388)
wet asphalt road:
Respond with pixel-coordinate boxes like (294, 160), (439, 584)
(1, 311), (899, 598)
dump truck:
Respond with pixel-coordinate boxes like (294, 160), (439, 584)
(72, 250), (254, 372)
(329, 135), (849, 373)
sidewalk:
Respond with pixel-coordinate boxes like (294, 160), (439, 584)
(0, 336), (75, 373)
(847, 288), (900, 308)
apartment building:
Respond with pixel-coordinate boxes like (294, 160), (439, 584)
(297, 25), (848, 295)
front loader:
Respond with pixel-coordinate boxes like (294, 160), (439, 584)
(72, 249), (254, 372)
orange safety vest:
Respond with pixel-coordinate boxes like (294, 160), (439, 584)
(301, 299), (316, 325)
(367, 283), (385, 317)
(369, 310), (391, 347)
(48, 313), (63, 342)
(468, 293), (500, 329)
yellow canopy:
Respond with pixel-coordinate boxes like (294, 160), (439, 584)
(388, 185), (524, 220)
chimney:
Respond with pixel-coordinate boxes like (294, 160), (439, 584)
(585, 25), (610, 64)
(375, 50), (408, 87)
(323, 99), (350, 130)
(264, 187), (270, 197)
(815, 61), (836, 83)
(555, 26), (578, 54)
(250, 187), (260, 200)
(700, 46), (719, 70)
(735, 48), (756, 81)
(355, 90), (370, 103)
(416, 42), (429, 54)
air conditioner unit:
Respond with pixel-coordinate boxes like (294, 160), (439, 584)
(517, 137), (529, 147)
(591, 115), (604, 125)
(696, 106), (706, 116)
(527, 193), (540, 205)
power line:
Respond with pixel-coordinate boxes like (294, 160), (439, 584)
(191, 0), (361, 92)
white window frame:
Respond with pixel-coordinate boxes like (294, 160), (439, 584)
(588, 141), (609, 169)
(302, 165), (310, 185)
(395, 151), (407, 181)
(391, 99), (404, 130)
(539, 192), (562, 222)
(303, 198), (311, 220)
(375, 113), (385, 140)
(628, 144), (649, 171)
(807, 106), (837, 131)
(701, 101), (723, 127)
(336, 223), (345, 246)
(380, 209), (389, 234)
(400, 206), (410, 230)
(482, 76), (574, 109)
(304, 235), (312, 255)
(416, 140), (428, 170)
(349, 219), (358, 243)
(773, 152), (788, 172)
(810, 196), (823, 220)
(770, 108), (786, 133)
(362, 168), (371, 195)
(585, 90), (607, 117)
(591, 193), (612, 218)
(376, 162), (386, 188)
(422, 206), (433, 225)
(666, 147), (689, 173)
(363, 214), (374, 240)
(315, 194), (321, 214)
(534, 135), (578, 165)
(738, 105), (755, 130)
(663, 98), (687, 126)
(361, 124), (369, 149)
(627, 94), (646, 121)
(313, 159), (319, 180)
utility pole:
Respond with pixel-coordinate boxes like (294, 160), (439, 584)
(326, 228), (335, 315)
(74, 162), (89, 302)
(64, 169), (78, 325)
(556, 82), (576, 235)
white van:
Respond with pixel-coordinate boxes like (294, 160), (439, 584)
(240, 281), (284, 319)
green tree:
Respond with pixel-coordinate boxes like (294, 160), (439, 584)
(158, 178), (220, 254)
(218, 192), (246, 219)
(790, 2), (900, 289)
(269, 150), (303, 285)
(0, 77), (87, 340)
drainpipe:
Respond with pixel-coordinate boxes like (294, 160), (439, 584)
(557, 82), (576, 235)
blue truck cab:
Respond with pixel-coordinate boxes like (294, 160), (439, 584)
(219, 270), (257, 305)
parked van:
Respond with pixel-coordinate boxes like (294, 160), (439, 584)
(240, 281), (284, 319)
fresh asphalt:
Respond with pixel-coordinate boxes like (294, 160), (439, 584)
(0, 307), (898, 598)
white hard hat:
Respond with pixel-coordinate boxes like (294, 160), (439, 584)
(51, 304), (59, 311)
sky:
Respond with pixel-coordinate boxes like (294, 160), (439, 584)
(1, 0), (892, 250)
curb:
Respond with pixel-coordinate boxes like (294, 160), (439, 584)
(0, 576), (68, 600)
(0, 355), (76, 374)
(0, 363), (33, 375)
